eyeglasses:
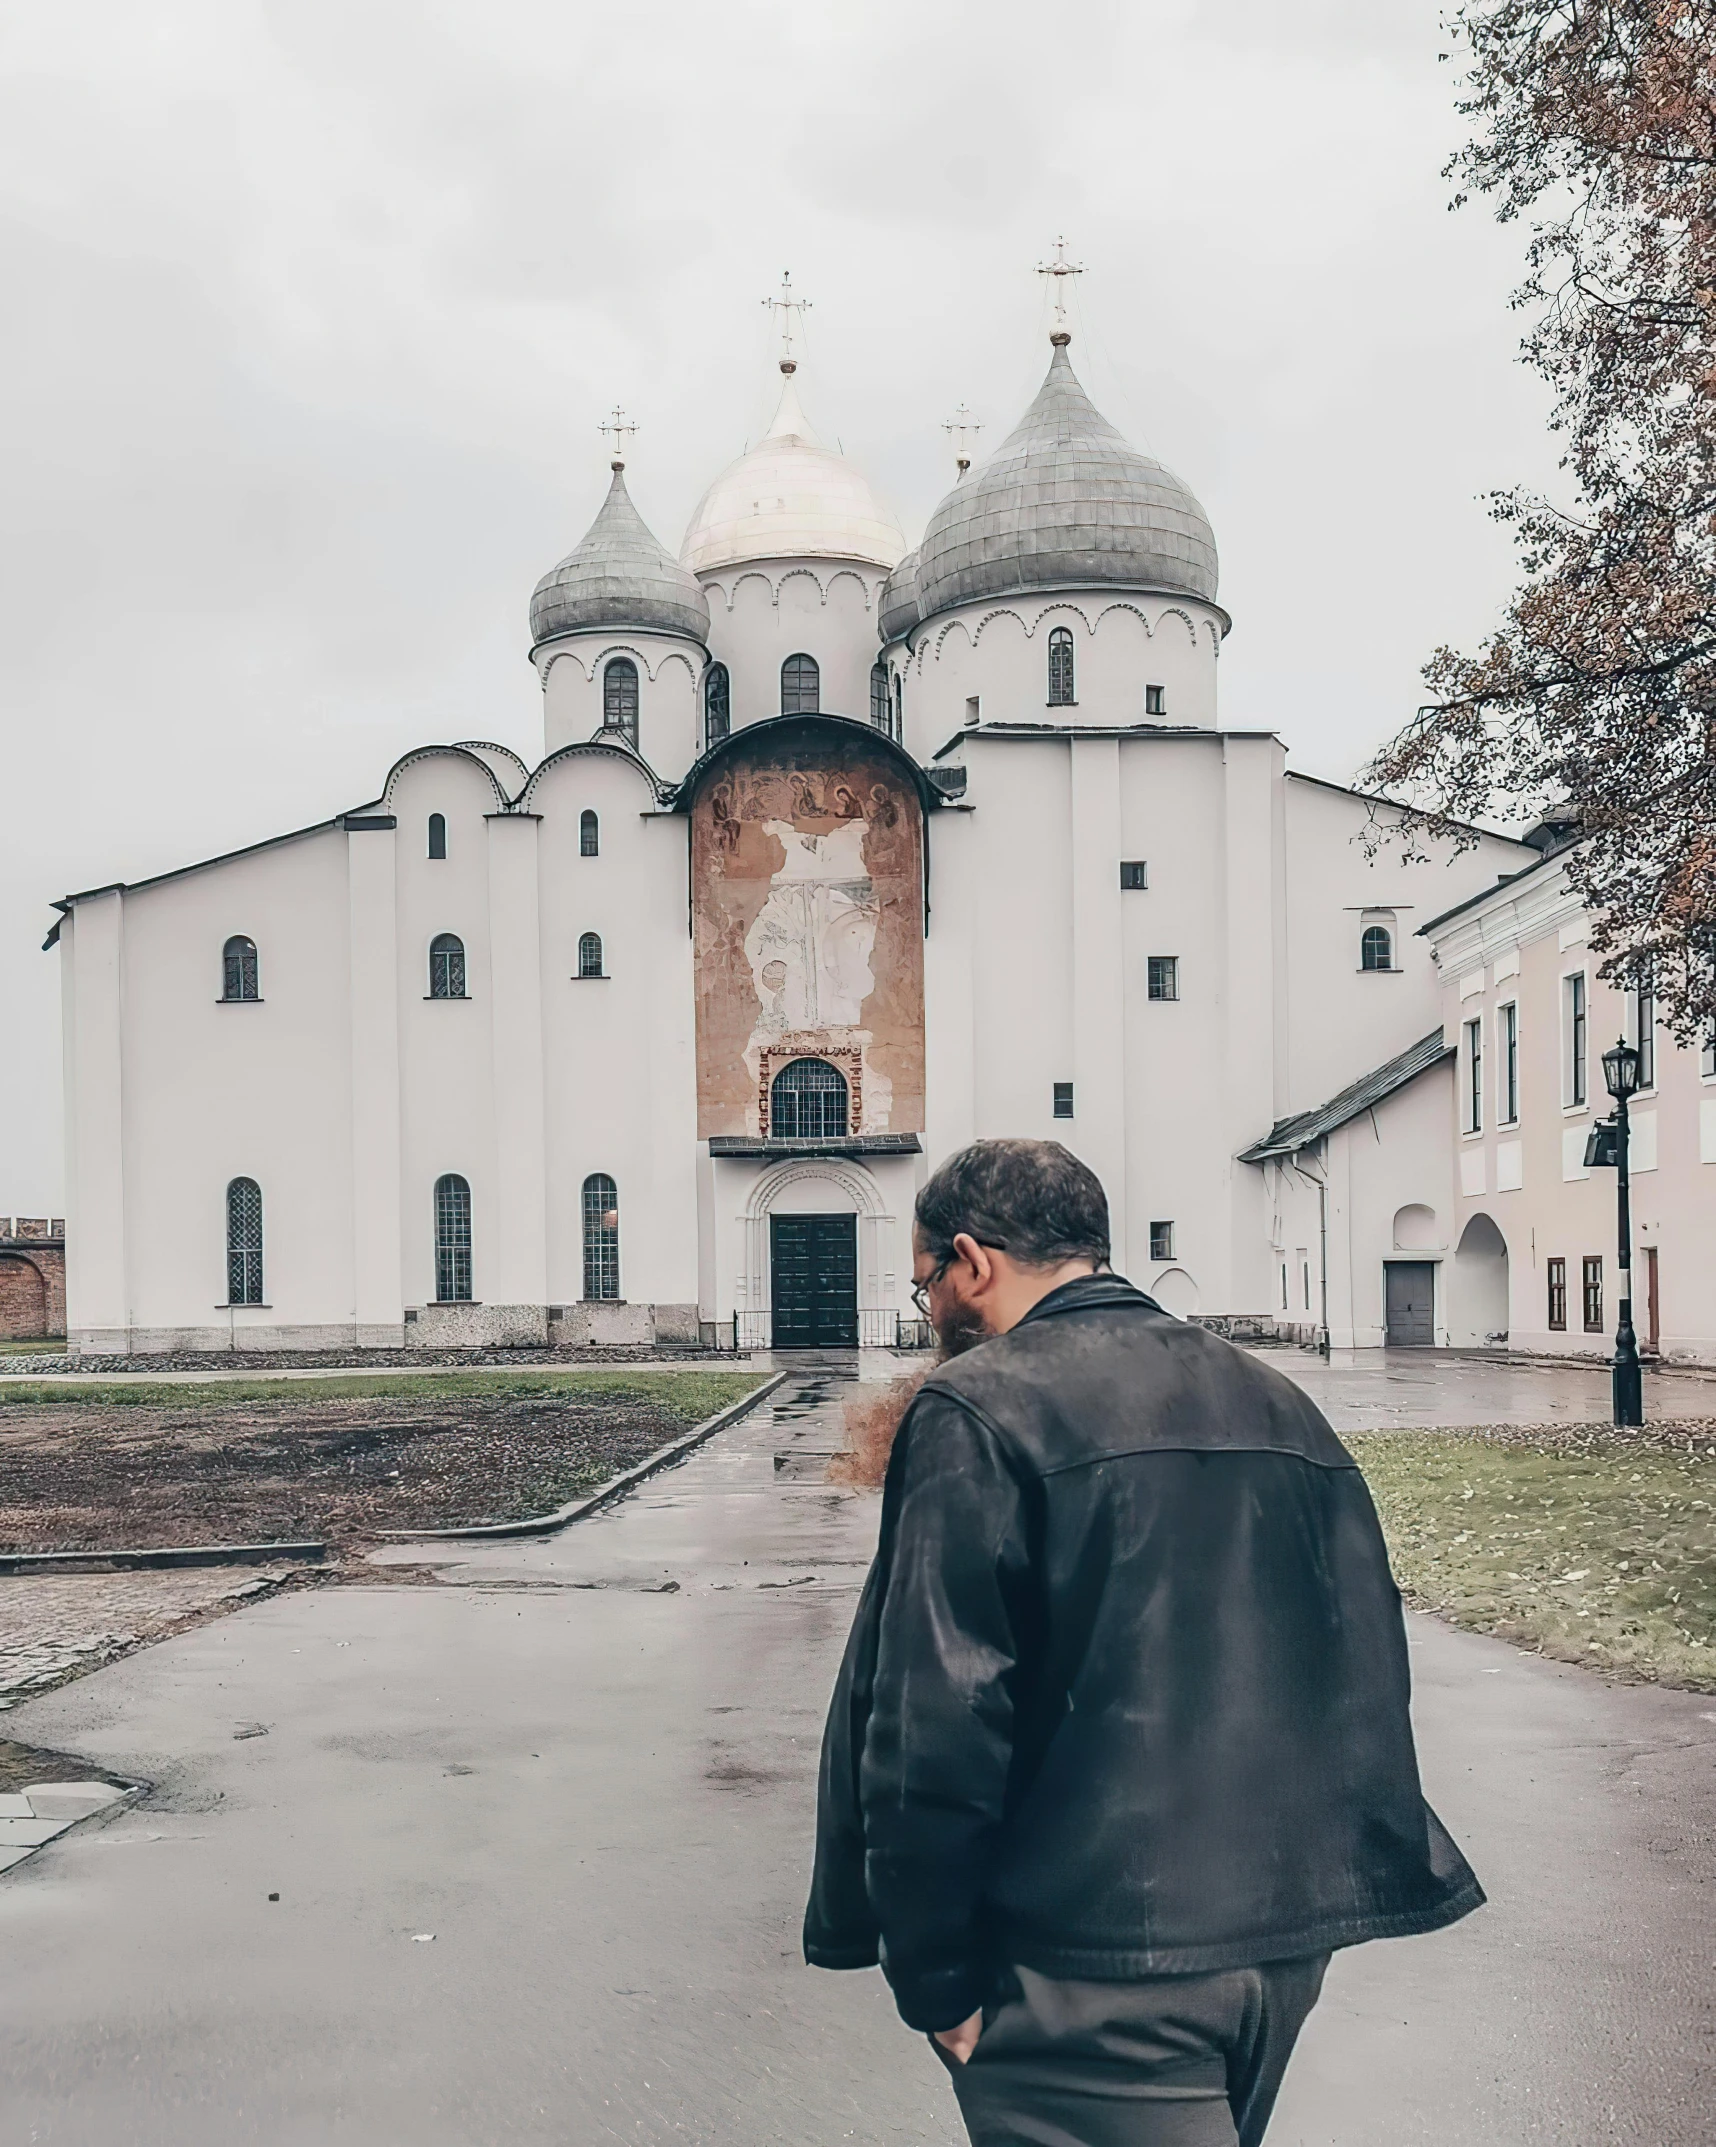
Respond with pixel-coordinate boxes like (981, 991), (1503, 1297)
(909, 1239), (1007, 1319)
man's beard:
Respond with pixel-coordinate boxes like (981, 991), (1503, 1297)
(935, 1299), (991, 1357)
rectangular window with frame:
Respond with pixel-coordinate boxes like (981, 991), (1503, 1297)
(1632, 980), (1656, 1092)
(1499, 1001), (1519, 1125)
(1564, 972), (1587, 1106)
(1052, 1081), (1074, 1119)
(1119, 860), (1149, 891)
(1582, 1255), (1603, 1333)
(1147, 956), (1179, 1001)
(1149, 1220), (1175, 1262)
(1546, 1256), (1566, 1332)
(1280, 1263), (1288, 1310)
(1464, 1016), (1483, 1133)
(1144, 684), (1166, 716)
(1302, 1260), (1312, 1311)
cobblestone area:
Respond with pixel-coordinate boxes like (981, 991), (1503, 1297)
(0, 1567), (296, 1708)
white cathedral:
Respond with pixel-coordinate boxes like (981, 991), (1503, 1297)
(51, 296), (1535, 1356)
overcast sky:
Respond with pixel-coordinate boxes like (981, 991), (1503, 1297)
(0, 0), (1558, 1210)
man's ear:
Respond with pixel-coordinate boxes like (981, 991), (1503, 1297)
(951, 1232), (997, 1292)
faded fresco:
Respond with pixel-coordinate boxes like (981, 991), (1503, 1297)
(690, 723), (926, 1139)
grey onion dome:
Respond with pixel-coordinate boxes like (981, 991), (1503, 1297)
(913, 342), (1219, 625)
(877, 547), (920, 643)
(530, 464), (710, 648)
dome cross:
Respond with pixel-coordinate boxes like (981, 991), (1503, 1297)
(943, 403), (983, 476)
(763, 271), (813, 373)
(1036, 236), (1084, 345)
(598, 405), (638, 470)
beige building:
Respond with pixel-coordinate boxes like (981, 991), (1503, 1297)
(1423, 838), (1716, 1365)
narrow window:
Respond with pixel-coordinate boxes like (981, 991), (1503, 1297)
(1633, 979), (1656, 1091)
(1546, 1256), (1567, 1332)
(1144, 684), (1166, 716)
(1582, 1255), (1603, 1333)
(1501, 1002), (1519, 1124)
(892, 675), (903, 739)
(429, 933), (466, 999)
(579, 809), (599, 858)
(781, 653), (820, 715)
(221, 936), (259, 1003)
(1280, 1263), (1288, 1310)
(582, 1174), (620, 1301)
(433, 1174), (472, 1302)
(1302, 1260), (1311, 1311)
(1565, 973), (1587, 1106)
(1465, 1016), (1483, 1133)
(603, 657), (639, 745)
(963, 696), (980, 727)
(427, 813), (447, 860)
(1361, 925), (1393, 972)
(870, 663), (890, 729)
(1052, 1081), (1074, 1119)
(1149, 1220), (1175, 1262)
(770, 1057), (849, 1140)
(578, 931), (604, 978)
(1047, 626), (1075, 706)
(1704, 1023), (1716, 1081)
(704, 662), (730, 748)
(226, 1177), (263, 1304)
(1147, 956), (1179, 1001)
(1119, 861), (1149, 891)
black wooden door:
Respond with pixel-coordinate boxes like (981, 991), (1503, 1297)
(1384, 1261), (1435, 1347)
(770, 1213), (858, 1348)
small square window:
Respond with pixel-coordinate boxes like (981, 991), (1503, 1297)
(1120, 860), (1149, 891)
(1149, 1220), (1174, 1262)
(1052, 1082), (1074, 1119)
(1144, 685), (1165, 716)
(1147, 956), (1179, 1001)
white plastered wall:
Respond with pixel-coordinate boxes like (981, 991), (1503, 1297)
(535, 632), (704, 780)
(699, 562), (887, 731)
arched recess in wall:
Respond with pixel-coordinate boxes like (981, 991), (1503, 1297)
(1449, 1212), (1509, 1347)
(1392, 1204), (1439, 1249)
(1150, 1267), (1199, 1319)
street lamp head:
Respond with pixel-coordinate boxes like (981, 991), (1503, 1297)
(1602, 1036), (1643, 1100)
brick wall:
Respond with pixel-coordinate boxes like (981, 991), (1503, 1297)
(0, 1219), (66, 1340)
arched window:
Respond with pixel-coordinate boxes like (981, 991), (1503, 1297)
(427, 813), (447, 860)
(869, 663), (889, 730)
(1047, 626), (1075, 706)
(582, 1173), (620, 1301)
(578, 931), (604, 978)
(893, 674), (903, 740)
(221, 936), (259, 1003)
(781, 652), (820, 715)
(770, 1056), (849, 1140)
(704, 662), (730, 748)
(579, 809), (599, 858)
(433, 1173), (472, 1302)
(429, 933), (466, 999)
(1361, 925), (1394, 972)
(603, 657), (639, 745)
(226, 1177), (263, 1304)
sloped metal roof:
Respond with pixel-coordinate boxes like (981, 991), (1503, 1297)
(878, 546), (920, 643)
(1239, 1028), (1451, 1163)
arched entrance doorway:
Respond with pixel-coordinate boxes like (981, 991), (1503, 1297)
(740, 1159), (892, 1349)
(1450, 1213), (1510, 1347)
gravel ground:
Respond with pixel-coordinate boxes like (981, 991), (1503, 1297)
(0, 1373), (764, 1554)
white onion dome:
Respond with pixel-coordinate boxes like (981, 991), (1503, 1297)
(877, 547), (920, 643)
(530, 463), (711, 648)
(914, 338), (1218, 626)
(681, 365), (907, 575)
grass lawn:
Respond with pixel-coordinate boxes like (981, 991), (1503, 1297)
(0, 1369), (764, 1413)
(1352, 1421), (1716, 1692)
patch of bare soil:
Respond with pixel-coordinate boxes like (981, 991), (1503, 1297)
(0, 1394), (706, 1554)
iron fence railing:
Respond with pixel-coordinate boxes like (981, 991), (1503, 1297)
(730, 1308), (933, 1351)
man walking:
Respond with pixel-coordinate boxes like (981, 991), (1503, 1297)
(805, 1139), (1483, 2146)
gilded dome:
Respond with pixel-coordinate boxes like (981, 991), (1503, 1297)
(681, 368), (906, 576)
(530, 465), (710, 649)
(914, 341), (1218, 626)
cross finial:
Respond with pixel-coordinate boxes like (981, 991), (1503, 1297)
(762, 271), (812, 373)
(597, 404), (638, 469)
(1036, 235), (1084, 345)
(943, 402), (982, 477)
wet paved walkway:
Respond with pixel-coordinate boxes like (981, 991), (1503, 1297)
(2, 1361), (1714, 2144)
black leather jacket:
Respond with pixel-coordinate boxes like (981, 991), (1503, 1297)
(804, 1275), (1483, 2032)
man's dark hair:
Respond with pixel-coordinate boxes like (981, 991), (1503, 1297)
(914, 1139), (1110, 1269)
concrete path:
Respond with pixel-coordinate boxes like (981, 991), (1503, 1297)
(2, 1365), (1713, 2144)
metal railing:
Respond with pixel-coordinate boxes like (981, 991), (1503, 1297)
(732, 1308), (930, 1351)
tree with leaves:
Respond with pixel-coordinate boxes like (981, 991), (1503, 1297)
(1367, 0), (1716, 1033)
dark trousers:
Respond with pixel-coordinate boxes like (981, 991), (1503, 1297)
(935, 1955), (1328, 2147)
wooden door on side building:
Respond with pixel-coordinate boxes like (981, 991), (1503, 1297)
(1384, 1260), (1435, 1347)
(770, 1214), (859, 1349)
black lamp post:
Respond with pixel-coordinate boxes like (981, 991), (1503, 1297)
(1588, 1036), (1644, 1427)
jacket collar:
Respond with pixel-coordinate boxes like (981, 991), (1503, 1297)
(1015, 1272), (1162, 1329)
